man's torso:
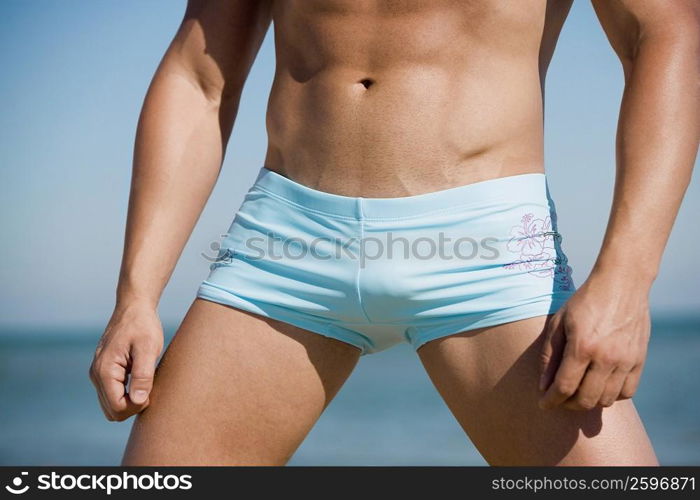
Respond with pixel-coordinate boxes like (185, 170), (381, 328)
(262, 0), (572, 196)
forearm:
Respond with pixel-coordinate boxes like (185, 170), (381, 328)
(541, 0), (698, 412)
(590, 32), (700, 290)
(116, 63), (240, 309)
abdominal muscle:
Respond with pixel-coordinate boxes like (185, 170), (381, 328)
(262, 0), (570, 197)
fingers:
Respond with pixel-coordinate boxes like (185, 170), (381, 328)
(619, 364), (642, 400)
(89, 363), (112, 419)
(89, 305), (164, 421)
(541, 348), (642, 411)
(574, 350), (642, 408)
(90, 353), (130, 421)
(538, 336), (590, 410)
(562, 362), (613, 410)
(102, 361), (132, 418)
(89, 339), (159, 421)
(126, 343), (159, 408)
(597, 367), (627, 407)
(538, 313), (565, 391)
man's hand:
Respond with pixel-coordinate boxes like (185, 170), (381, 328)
(89, 302), (164, 421)
(538, 275), (651, 411)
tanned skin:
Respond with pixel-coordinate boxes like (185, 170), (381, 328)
(89, 0), (699, 465)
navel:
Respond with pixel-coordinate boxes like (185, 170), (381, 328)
(358, 78), (375, 89)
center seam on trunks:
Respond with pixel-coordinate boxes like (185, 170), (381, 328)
(355, 197), (373, 323)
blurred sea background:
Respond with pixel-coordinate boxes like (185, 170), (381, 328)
(1, 2), (698, 465)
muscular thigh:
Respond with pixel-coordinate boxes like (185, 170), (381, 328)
(122, 298), (360, 465)
(418, 315), (657, 465)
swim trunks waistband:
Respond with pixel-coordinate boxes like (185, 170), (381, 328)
(253, 166), (548, 220)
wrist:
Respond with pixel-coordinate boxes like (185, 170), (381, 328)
(588, 252), (657, 290)
(116, 272), (161, 311)
(586, 264), (655, 295)
(109, 297), (163, 341)
(115, 287), (159, 312)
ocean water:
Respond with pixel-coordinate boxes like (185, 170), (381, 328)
(0, 317), (698, 466)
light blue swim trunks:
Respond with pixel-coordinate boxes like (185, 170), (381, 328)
(197, 167), (575, 354)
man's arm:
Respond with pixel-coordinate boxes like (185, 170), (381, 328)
(539, 0), (700, 410)
(90, 0), (272, 421)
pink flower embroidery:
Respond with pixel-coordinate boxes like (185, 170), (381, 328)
(506, 213), (554, 258)
(503, 212), (573, 289)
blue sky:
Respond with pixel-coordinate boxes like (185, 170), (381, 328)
(1, 1), (698, 330)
